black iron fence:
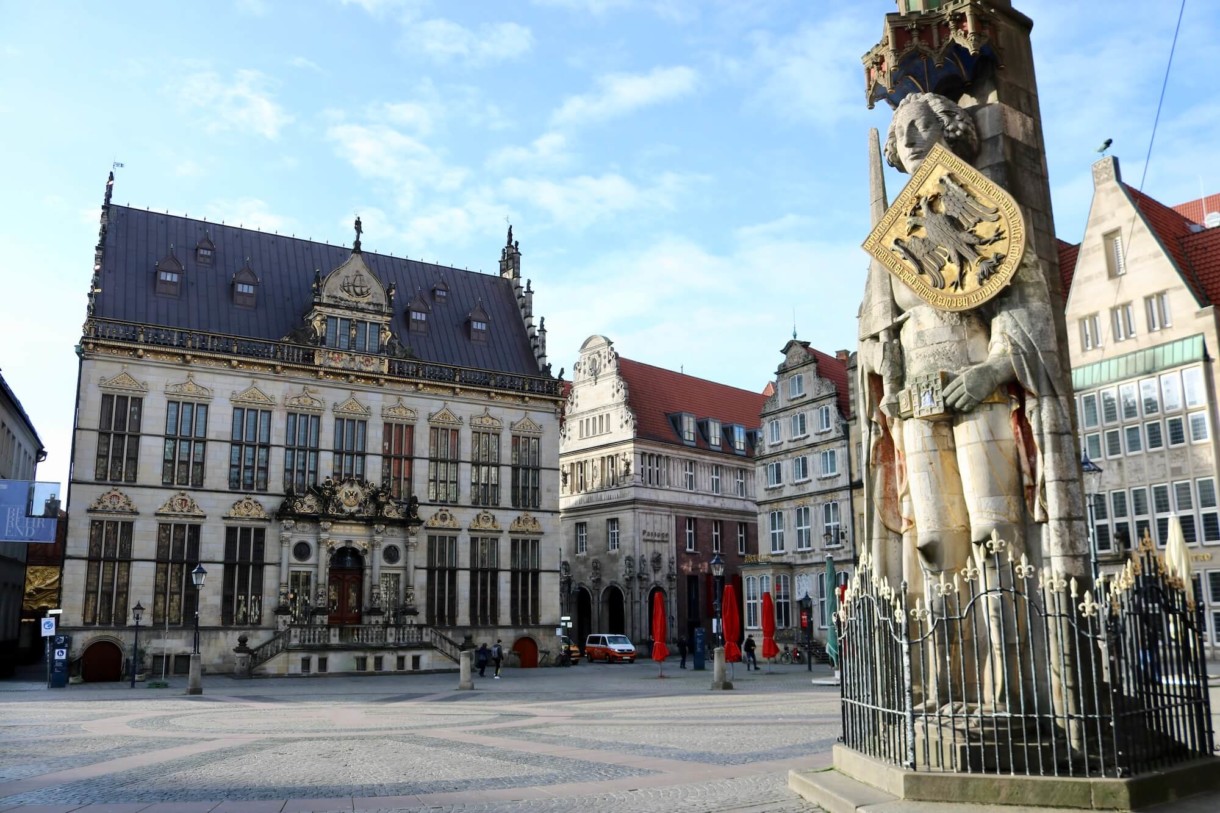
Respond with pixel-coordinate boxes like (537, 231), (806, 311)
(839, 535), (1214, 778)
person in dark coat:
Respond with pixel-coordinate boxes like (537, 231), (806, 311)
(744, 634), (758, 670)
(678, 634), (689, 669)
(475, 643), (490, 677)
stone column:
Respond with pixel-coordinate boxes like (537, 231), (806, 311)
(370, 528), (383, 609)
(278, 520), (294, 609)
(458, 650), (473, 690)
(316, 522), (332, 619)
(404, 530), (418, 613)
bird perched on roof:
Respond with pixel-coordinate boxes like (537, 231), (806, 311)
(1097, 138), (1113, 155)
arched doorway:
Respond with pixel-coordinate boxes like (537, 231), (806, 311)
(81, 640), (122, 682)
(328, 545), (364, 625)
(602, 584), (626, 634)
(512, 637), (539, 668)
(574, 587), (593, 648)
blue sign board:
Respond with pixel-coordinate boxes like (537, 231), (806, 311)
(0, 480), (58, 543)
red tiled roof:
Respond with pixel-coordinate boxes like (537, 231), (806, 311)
(1124, 185), (1211, 305)
(805, 347), (851, 420)
(1181, 227), (1220, 303)
(1172, 193), (1220, 225)
(617, 357), (767, 455)
(1057, 239), (1079, 299)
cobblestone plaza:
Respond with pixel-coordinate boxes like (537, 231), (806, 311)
(0, 661), (835, 812)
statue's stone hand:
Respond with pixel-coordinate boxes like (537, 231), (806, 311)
(944, 362), (1002, 412)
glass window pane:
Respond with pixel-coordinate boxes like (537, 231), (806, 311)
(1081, 393), (1100, 429)
(1140, 379), (1160, 415)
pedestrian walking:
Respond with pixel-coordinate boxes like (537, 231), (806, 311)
(492, 639), (504, 678)
(678, 634), (688, 669)
(475, 643), (490, 677)
(744, 634), (758, 671)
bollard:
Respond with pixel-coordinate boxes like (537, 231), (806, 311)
(710, 646), (733, 690)
(458, 649), (474, 690)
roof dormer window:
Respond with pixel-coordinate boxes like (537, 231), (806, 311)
(232, 261), (258, 308)
(155, 249), (183, 296)
(409, 309), (428, 333)
(407, 291), (430, 334)
(704, 419), (722, 448)
(432, 281), (449, 302)
(680, 413), (696, 445)
(195, 233), (216, 265)
(467, 300), (490, 342)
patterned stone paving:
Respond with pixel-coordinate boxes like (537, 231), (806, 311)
(0, 661), (839, 812)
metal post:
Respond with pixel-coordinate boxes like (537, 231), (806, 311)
(807, 604), (814, 673)
(130, 602), (142, 688)
(714, 576), (724, 647)
(1086, 493), (1099, 583)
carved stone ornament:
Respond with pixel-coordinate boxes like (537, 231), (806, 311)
(425, 508), (460, 529)
(87, 488), (138, 514)
(277, 477), (407, 523)
(285, 386), (325, 413)
(509, 512), (543, 535)
(863, 142), (1025, 312)
(428, 405), (463, 427)
(165, 374), (213, 401)
(231, 382), (276, 406)
(225, 496), (270, 521)
(470, 408), (503, 430)
(333, 393), (371, 417)
(99, 369), (148, 394)
(155, 491), (206, 517)
(510, 414), (544, 435)
(381, 398), (417, 422)
(469, 510), (502, 533)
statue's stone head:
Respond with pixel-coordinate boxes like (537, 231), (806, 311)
(884, 92), (979, 174)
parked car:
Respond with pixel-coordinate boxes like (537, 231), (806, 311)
(585, 633), (636, 663)
(559, 635), (582, 662)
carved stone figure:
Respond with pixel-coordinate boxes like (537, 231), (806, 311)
(860, 91), (1077, 604)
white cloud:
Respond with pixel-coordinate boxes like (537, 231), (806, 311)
(203, 198), (293, 234)
(379, 101), (435, 136)
(405, 19), (534, 66)
(339, 0), (418, 15)
(177, 69), (293, 139)
(288, 56), (323, 73)
(326, 122), (468, 209)
(745, 12), (874, 129)
(486, 132), (571, 173)
(551, 66), (698, 127)
(500, 171), (696, 230)
(531, 0), (632, 13)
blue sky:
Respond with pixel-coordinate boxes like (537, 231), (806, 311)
(2, 0), (1217, 496)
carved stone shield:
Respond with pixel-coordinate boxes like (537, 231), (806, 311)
(862, 142), (1025, 312)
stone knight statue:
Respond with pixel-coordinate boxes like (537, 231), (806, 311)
(859, 91), (1079, 604)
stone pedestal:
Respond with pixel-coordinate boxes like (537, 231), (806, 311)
(710, 646), (733, 691)
(458, 650), (473, 690)
(187, 653), (203, 695)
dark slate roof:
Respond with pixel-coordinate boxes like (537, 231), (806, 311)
(0, 370), (44, 454)
(616, 358), (767, 456)
(96, 206), (542, 376)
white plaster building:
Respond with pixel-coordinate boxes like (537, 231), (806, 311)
(559, 335), (765, 651)
(1063, 156), (1220, 647)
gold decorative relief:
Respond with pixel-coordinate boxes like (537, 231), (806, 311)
(99, 369), (148, 394)
(155, 491), (206, 517)
(509, 512), (543, 535)
(470, 408), (503, 430)
(334, 393), (371, 417)
(165, 374), (213, 401)
(232, 382), (276, 406)
(510, 414), (544, 435)
(381, 398), (417, 422)
(224, 496), (270, 521)
(425, 508), (460, 529)
(88, 488), (138, 514)
(285, 385), (325, 412)
(469, 510), (502, 532)
(428, 405), (463, 427)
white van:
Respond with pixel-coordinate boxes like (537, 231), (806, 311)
(584, 633), (637, 663)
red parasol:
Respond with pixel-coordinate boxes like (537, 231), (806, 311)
(722, 583), (741, 662)
(761, 592), (780, 662)
(651, 591), (670, 676)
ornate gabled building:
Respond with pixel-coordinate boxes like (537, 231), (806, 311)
(558, 335), (766, 650)
(61, 174), (564, 680)
(1063, 157), (1220, 648)
(748, 340), (858, 649)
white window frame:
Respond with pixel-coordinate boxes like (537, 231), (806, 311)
(607, 518), (620, 551)
(791, 412), (807, 438)
(737, 522), (747, 555)
(1105, 229), (1126, 277)
(1080, 313), (1101, 350)
(685, 517), (696, 552)
(1080, 392), (1100, 429)
(766, 461), (782, 488)
(769, 510), (785, 553)
(768, 420), (782, 445)
(820, 449), (839, 478)
(683, 459), (696, 490)
(1190, 411), (1210, 443)
(712, 520), (722, 553)
(817, 405), (833, 433)
(711, 464), (722, 495)
(793, 456), (810, 482)
(1183, 367), (1207, 409)
(735, 468), (746, 497)
(1145, 292), (1171, 332)
(795, 505), (812, 550)
(576, 522), (587, 555)
(1167, 415), (1187, 447)
(823, 502), (842, 547)
(745, 576), (760, 630)
(1111, 303), (1135, 342)
(789, 374), (805, 399)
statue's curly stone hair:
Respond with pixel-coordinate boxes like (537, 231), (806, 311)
(884, 92), (979, 173)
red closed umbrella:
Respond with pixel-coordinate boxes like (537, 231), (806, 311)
(761, 592), (780, 666)
(651, 592), (670, 677)
(722, 583), (741, 662)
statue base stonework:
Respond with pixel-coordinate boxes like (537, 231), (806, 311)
(789, 744), (1220, 812)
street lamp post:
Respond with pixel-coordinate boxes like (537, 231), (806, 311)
(188, 564), (207, 696)
(710, 553), (725, 647)
(798, 592), (813, 672)
(1081, 453), (1104, 584)
(130, 601), (143, 688)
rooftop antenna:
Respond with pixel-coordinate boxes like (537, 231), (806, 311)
(792, 308), (798, 340)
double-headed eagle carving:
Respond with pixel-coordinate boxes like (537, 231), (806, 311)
(890, 173), (1005, 292)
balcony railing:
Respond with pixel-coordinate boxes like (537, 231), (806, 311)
(82, 317), (562, 397)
